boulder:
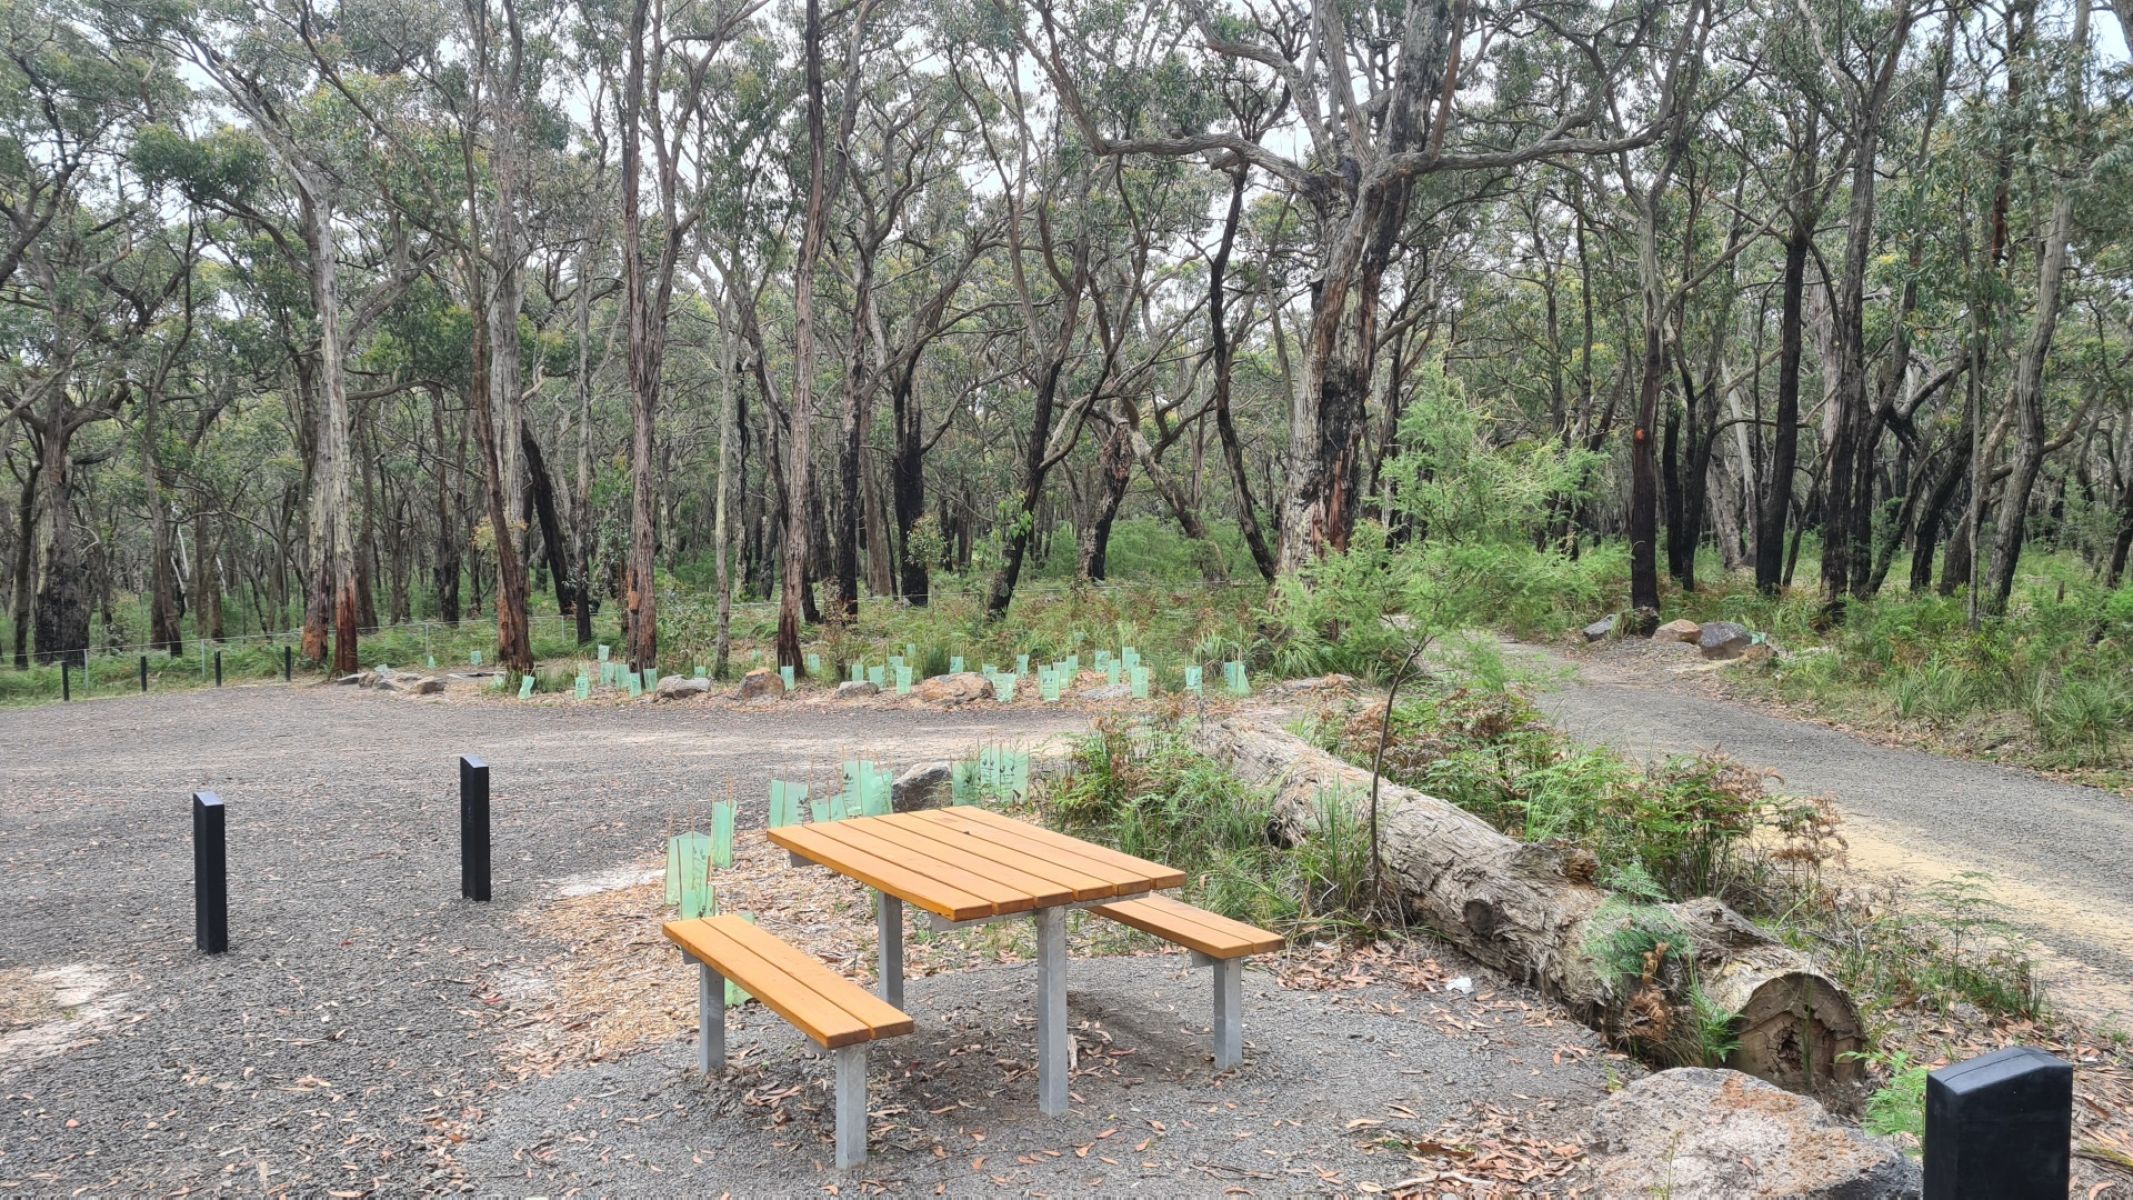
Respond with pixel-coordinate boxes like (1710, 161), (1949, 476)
(1586, 1068), (1920, 1199)
(409, 676), (446, 696)
(1078, 683), (1132, 702)
(334, 673), (365, 686)
(1698, 621), (1755, 660)
(374, 673), (439, 694)
(654, 675), (713, 702)
(835, 679), (880, 698)
(892, 762), (953, 812)
(1655, 618), (1703, 644)
(1582, 614), (1617, 642)
(736, 668), (785, 701)
(915, 672), (994, 706)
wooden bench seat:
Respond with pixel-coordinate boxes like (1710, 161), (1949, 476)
(1089, 895), (1282, 1068)
(665, 916), (913, 1167)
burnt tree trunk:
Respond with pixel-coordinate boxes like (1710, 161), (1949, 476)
(522, 425), (575, 617)
(1193, 715), (1862, 1095)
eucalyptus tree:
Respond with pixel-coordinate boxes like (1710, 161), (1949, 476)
(617, 0), (762, 672)
(1021, 0), (1684, 576)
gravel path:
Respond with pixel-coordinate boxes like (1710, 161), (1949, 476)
(1510, 639), (2133, 1027)
(0, 683), (1618, 1194)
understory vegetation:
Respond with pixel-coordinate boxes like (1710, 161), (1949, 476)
(1037, 666), (2052, 1102)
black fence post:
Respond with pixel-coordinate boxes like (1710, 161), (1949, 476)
(61, 659), (70, 702)
(283, 645), (293, 682)
(1924, 1046), (2071, 1199)
(139, 655), (149, 693)
(214, 650), (223, 687)
(459, 756), (491, 901)
(193, 792), (228, 954)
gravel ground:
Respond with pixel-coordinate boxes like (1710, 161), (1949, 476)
(1511, 638), (2133, 1026)
(0, 683), (1621, 1195)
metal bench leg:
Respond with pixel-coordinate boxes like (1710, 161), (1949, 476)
(1036, 905), (1068, 1116)
(1212, 957), (1242, 1069)
(834, 1043), (868, 1168)
(699, 962), (726, 1073)
(876, 892), (904, 1008)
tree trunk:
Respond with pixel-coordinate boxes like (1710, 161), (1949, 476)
(32, 414), (88, 664)
(1190, 714), (1863, 1094)
(1078, 422), (1132, 582)
(832, 246), (875, 620)
(620, 0), (661, 673)
(191, 508), (223, 642)
(712, 282), (737, 677)
(141, 385), (183, 654)
(522, 426), (573, 617)
(571, 243), (597, 647)
(1756, 136), (1814, 595)
(301, 191), (361, 674)
(890, 357), (930, 605)
(777, 0), (829, 670)
(10, 459), (38, 669)
(1983, 0), (2084, 614)
(1209, 170), (1276, 583)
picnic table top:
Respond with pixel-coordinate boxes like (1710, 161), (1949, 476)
(767, 805), (1186, 922)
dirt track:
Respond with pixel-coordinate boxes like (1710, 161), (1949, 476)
(1511, 639), (2133, 1028)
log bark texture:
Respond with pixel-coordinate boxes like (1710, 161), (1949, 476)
(1190, 715), (1861, 1093)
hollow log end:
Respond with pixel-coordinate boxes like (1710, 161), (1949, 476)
(1721, 970), (1865, 1094)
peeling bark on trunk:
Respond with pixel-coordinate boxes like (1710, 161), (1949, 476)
(1191, 715), (1862, 1094)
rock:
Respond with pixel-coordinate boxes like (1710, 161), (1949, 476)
(356, 670), (381, 688)
(1655, 618), (1702, 643)
(1266, 673), (1358, 696)
(892, 762), (953, 812)
(915, 672), (994, 706)
(1582, 614), (1617, 642)
(409, 676), (445, 695)
(736, 668), (784, 701)
(835, 680), (880, 698)
(1587, 1068), (1919, 1199)
(334, 673), (365, 686)
(1078, 683), (1132, 702)
(1698, 620), (1755, 660)
(654, 675), (712, 702)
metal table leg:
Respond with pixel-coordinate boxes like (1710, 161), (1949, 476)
(1035, 905), (1067, 1115)
(698, 960), (726, 1072)
(834, 1043), (869, 1167)
(876, 892), (904, 1008)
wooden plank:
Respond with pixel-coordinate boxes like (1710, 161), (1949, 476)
(841, 816), (1085, 905)
(804, 820), (1040, 913)
(663, 918), (874, 1047)
(881, 813), (1118, 901)
(936, 806), (1188, 890)
(768, 824), (994, 922)
(714, 918), (916, 1039)
(1091, 895), (1284, 958)
(909, 808), (1153, 892)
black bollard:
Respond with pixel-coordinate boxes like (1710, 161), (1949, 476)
(459, 756), (491, 901)
(283, 644), (292, 681)
(1925, 1045), (2071, 1199)
(193, 792), (228, 954)
(214, 650), (223, 687)
(140, 655), (149, 693)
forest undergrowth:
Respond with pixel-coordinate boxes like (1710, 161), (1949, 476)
(1027, 646), (2068, 1146)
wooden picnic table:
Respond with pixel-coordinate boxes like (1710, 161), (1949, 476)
(768, 805), (1185, 1115)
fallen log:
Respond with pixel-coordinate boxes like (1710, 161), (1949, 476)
(1191, 714), (1862, 1092)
